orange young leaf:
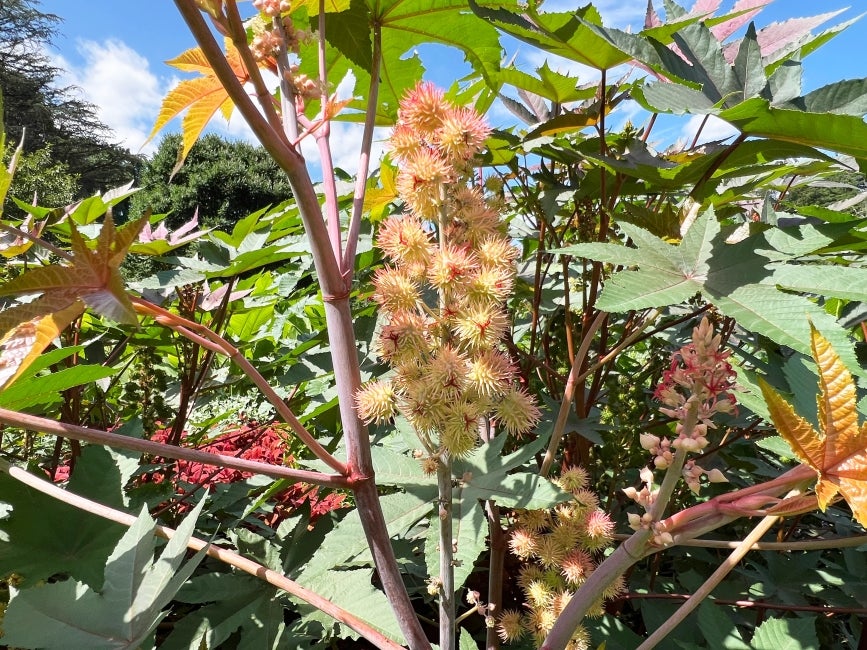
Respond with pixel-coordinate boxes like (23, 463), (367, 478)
(145, 39), (248, 168)
(759, 325), (867, 527)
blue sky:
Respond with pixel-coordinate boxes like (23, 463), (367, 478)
(38, 0), (867, 165)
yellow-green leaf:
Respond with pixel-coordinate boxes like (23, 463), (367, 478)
(146, 39), (248, 169)
(0, 298), (84, 389)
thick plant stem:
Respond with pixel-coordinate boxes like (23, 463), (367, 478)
(343, 21), (382, 271)
(637, 504), (792, 650)
(485, 501), (504, 650)
(0, 407), (349, 487)
(324, 296), (432, 650)
(0, 459), (404, 650)
(438, 454), (456, 650)
(174, 5), (430, 647)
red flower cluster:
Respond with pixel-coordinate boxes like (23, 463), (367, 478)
(149, 423), (346, 523)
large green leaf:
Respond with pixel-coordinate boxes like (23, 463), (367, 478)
(0, 364), (117, 410)
(162, 574), (290, 650)
(297, 490), (435, 578)
(496, 62), (597, 104)
(467, 0), (630, 71)
(0, 450), (131, 588)
(771, 264), (867, 302)
(2, 500), (207, 650)
(294, 568), (405, 643)
(301, 0), (507, 125)
(559, 208), (862, 376)
(750, 616), (819, 650)
(719, 97), (867, 160)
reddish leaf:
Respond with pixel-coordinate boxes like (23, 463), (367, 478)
(0, 212), (147, 384)
(759, 325), (867, 527)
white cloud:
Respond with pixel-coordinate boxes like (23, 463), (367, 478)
(51, 39), (170, 155)
(682, 114), (739, 145)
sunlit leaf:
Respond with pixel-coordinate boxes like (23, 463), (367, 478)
(147, 39), (248, 168)
(0, 296), (84, 390)
(558, 208), (862, 376)
(759, 326), (867, 527)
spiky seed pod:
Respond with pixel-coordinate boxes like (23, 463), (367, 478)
(477, 235), (520, 270)
(376, 311), (430, 365)
(354, 381), (398, 424)
(581, 510), (615, 551)
(497, 610), (525, 643)
(523, 607), (557, 643)
(495, 386), (542, 436)
(524, 579), (553, 608)
(389, 123), (423, 162)
(376, 215), (434, 271)
(467, 348), (515, 399)
(549, 521), (580, 550)
(561, 549), (595, 587)
(602, 573), (627, 600)
(427, 243), (477, 292)
(556, 465), (590, 493)
(515, 508), (551, 533)
(438, 105), (491, 162)
(372, 267), (421, 314)
(517, 564), (545, 589)
(571, 488), (601, 513)
(509, 527), (540, 560)
(551, 590), (574, 616)
(396, 148), (451, 219)
(426, 345), (469, 400)
(397, 81), (448, 138)
(440, 400), (480, 456)
(399, 380), (446, 434)
(566, 625), (591, 650)
(536, 534), (568, 570)
(453, 303), (509, 350)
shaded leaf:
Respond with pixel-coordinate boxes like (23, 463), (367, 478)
(751, 616), (818, 650)
(2, 500), (207, 650)
(0, 467), (126, 588)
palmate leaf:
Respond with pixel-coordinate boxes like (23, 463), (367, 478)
(0, 213), (145, 387)
(467, 0), (631, 71)
(2, 499), (207, 650)
(300, 0), (507, 125)
(147, 39), (244, 170)
(558, 208), (863, 376)
(0, 295), (84, 389)
(718, 97), (867, 160)
(759, 326), (867, 527)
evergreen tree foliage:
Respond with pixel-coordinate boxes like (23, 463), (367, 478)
(129, 133), (294, 231)
(0, 0), (142, 199)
